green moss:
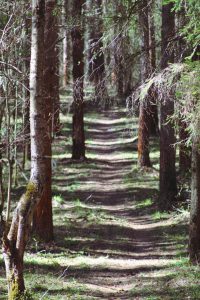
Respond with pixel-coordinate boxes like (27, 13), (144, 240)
(9, 280), (20, 300)
(25, 182), (37, 199)
(9, 280), (33, 300)
(19, 182), (38, 216)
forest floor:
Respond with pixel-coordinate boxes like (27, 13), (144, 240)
(0, 102), (200, 299)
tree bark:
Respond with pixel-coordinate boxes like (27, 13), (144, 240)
(2, 0), (47, 297)
(22, 17), (31, 170)
(71, 0), (85, 160)
(112, 2), (132, 101)
(33, 0), (59, 241)
(0, 102), (5, 218)
(189, 132), (200, 264)
(148, 0), (158, 135)
(176, 6), (191, 173)
(62, 0), (68, 87)
(88, 0), (108, 105)
(179, 120), (191, 174)
(137, 1), (151, 167)
(159, 2), (177, 210)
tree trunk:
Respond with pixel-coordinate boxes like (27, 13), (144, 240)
(0, 102), (5, 218)
(189, 132), (200, 263)
(137, 1), (151, 167)
(148, 0), (158, 135)
(22, 17), (31, 170)
(112, 2), (133, 101)
(33, 0), (59, 242)
(88, 0), (108, 106)
(159, 2), (177, 210)
(179, 120), (191, 174)
(71, 0), (85, 160)
(176, 6), (191, 173)
(22, 85), (31, 169)
(61, 0), (69, 89)
(3, 0), (47, 297)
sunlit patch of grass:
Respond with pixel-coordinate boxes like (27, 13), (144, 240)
(25, 272), (89, 300)
(53, 194), (65, 205)
(124, 166), (159, 189)
(136, 198), (153, 209)
(169, 257), (189, 267)
(152, 211), (170, 221)
(70, 199), (111, 224)
(129, 259), (200, 300)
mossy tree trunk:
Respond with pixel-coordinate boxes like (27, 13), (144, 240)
(2, 0), (48, 298)
(159, 2), (177, 210)
(71, 0), (85, 160)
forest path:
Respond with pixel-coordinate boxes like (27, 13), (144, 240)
(0, 107), (188, 300)
(50, 107), (186, 300)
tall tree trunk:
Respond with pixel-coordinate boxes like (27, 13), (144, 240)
(88, 0), (108, 105)
(51, 0), (60, 135)
(22, 84), (31, 169)
(148, 0), (158, 135)
(0, 101), (5, 218)
(22, 17), (31, 170)
(137, 1), (151, 167)
(176, 6), (191, 174)
(159, 2), (177, 210)
(71, 0), (85, 160)
(33, 0), (59, 241)
(112, 1), (132, 101)
(189, 130), (200, 264)
(62, 0), (71, 88)
(2, 0), (47, 297)
(62, 0), (68, 87)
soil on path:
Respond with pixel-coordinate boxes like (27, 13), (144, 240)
(51, 107), (188, 300)
(0, 107), (191, 300)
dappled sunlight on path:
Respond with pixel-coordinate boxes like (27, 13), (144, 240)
(49, 108), (187, 299)
(0, 107), (191, 300)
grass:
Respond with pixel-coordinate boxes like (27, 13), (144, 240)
(1, 98), (199, 300)
(129, 259), (200, 300)
(152, 211), (170, 220)
(53, 194), (65, 205)
(136, 198), (153, 209)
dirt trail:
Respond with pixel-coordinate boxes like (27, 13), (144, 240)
(0, 107), (188, 300)
(52, 107), (183, 300)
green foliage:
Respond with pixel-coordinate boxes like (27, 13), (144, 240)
(9, 284), (34, 300)
(181, 1), (200, 48)
(71, 199), (109, 223)
(152, 211), (170, 220)
(136, 198), (153, 209)
(167, 0), (200, 48)
(53, 194), (64, 204)
(175, 61), (200, 145)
